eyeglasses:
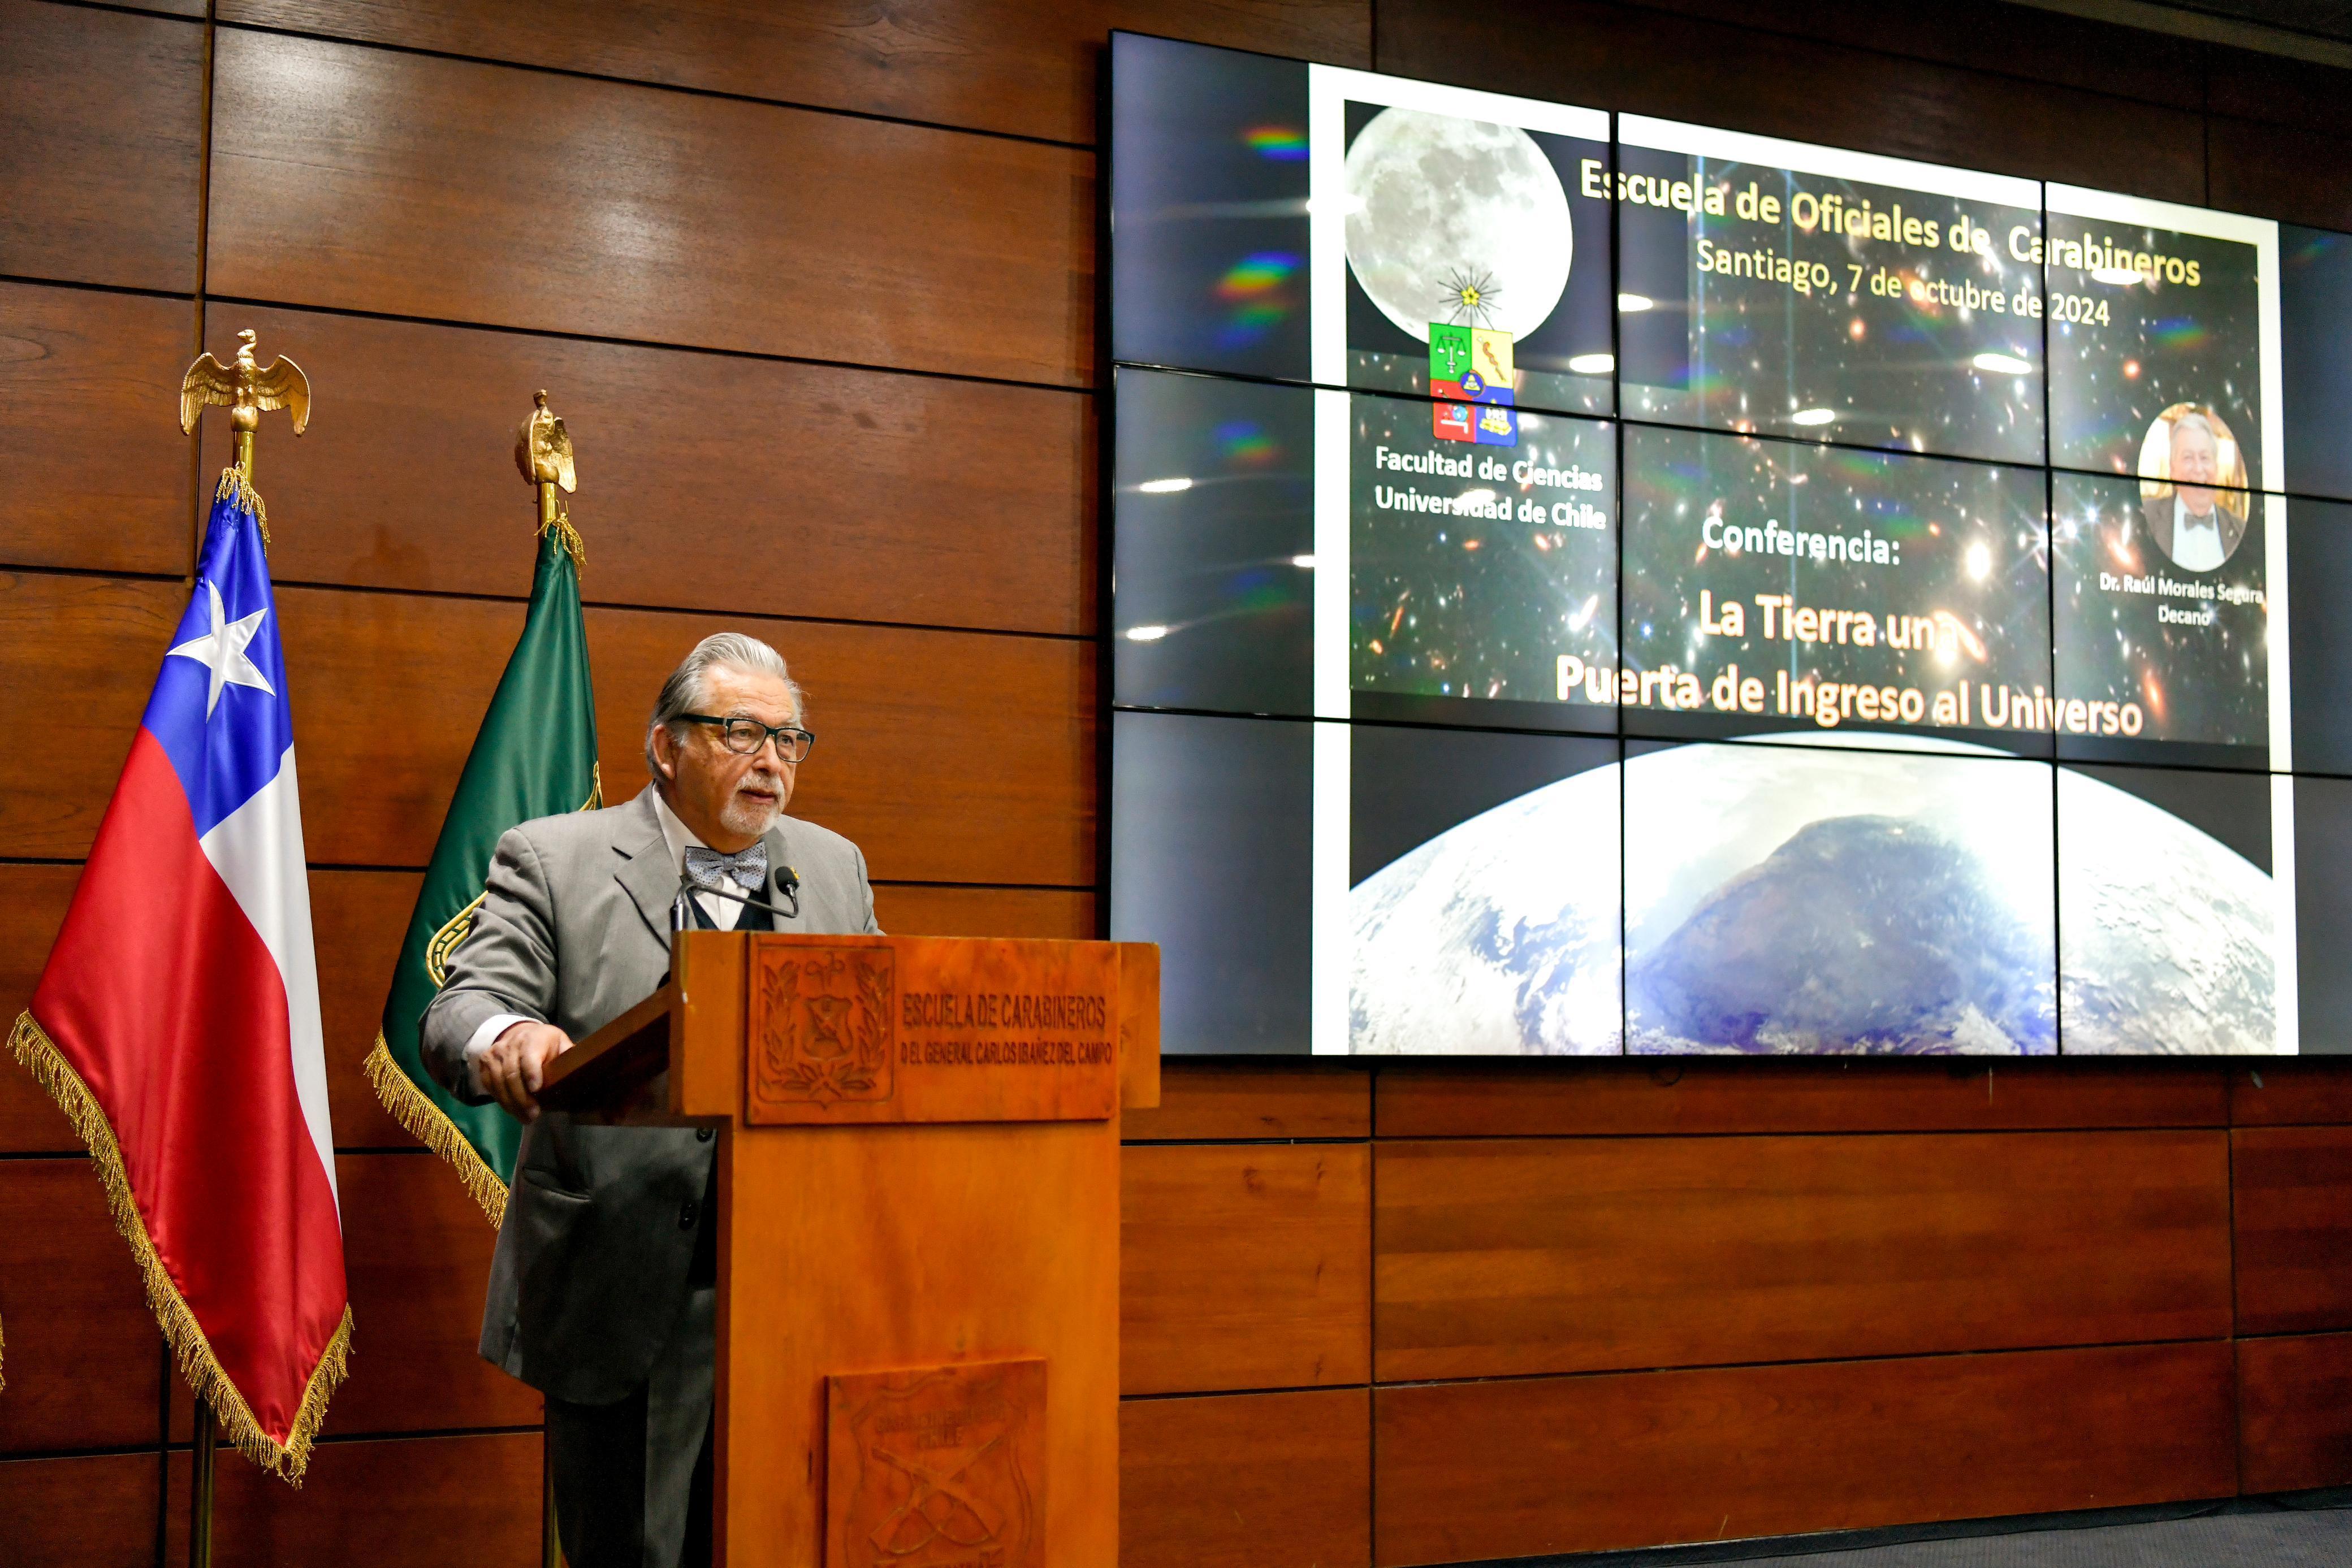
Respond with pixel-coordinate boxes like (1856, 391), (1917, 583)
(679, 713), (816, 763)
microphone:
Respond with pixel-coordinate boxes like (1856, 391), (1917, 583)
(669, 865), (802, 933)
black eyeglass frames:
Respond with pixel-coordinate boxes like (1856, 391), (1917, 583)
(678, 713), (815, 763)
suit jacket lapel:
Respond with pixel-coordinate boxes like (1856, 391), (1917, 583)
(613, 789), (680, 948)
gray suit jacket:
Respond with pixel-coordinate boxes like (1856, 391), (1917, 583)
(420, 785), (880, 1404)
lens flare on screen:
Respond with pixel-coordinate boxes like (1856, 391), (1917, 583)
(1212, 252), (1300, 348)
(1214, 419), (1278, 465)
(1243, 125), (1308, 161)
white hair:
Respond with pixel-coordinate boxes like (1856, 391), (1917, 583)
(643, 633), (805, 773)
(2171, 410), (2216, 447)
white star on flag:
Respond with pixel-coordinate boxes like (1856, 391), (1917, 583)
(166, 579), (276, 717)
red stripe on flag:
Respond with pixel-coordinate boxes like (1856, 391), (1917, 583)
(33, 728), (347, 1449)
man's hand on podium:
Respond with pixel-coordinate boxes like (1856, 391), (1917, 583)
(482, 1020), (573, 1122)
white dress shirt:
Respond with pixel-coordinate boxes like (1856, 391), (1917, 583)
(2172, 499), (2226, 572)
(462, 790), (740, 1091)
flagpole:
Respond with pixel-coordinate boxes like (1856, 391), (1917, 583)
(188, 1397), (217, 1568)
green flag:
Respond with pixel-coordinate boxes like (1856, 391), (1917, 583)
(368, 518), (599, 1224)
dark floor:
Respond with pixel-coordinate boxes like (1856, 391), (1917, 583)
(1700, 1508), (2351, 1566)
(1480, 1497), (2352, 1568)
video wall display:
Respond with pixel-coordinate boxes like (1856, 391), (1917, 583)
(1107, 31), (2352, 1056)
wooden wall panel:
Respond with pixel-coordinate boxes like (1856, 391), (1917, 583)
(219, 0), (1372, 145)
(192, 306), (1094, 636)
(2209, 118), (2352, 235)
(1125, 1060), (1372, 1142)
(311, 869), (421, 1149)
(206, 32), (1094, 388)
(0, 570), (183, 859)
(871, 883), (1097, 939)
(0, 0), (203, 294)
(2234, 1125), (2352, 1336)
(1377, 1060), (2228, 1139)
(2233, 1063), (2352, 1127)
(0, 281), (195, 578)
(0, 1159), (164, 1454)
(2207, 47), (2352, 141)
(0, 1452), (162, 1568)
(1374, 0), (2207, 202)
(2239, 1332), (2352, 1494)
(146, 588), (1101, 884)
(1374, 1341), (2238, 1566)
(584, 604), (1096, 887)
(1377, 1131), (2232, 1383)
(169, 1430), (542, 1566)
(0, 863), (83, 1153)
(1611, 0), (2202, 102)
(1121, 1388), (1370, 1568)
(326, 1154), (538, 1435)
(1122, 1142), (1369, 1394)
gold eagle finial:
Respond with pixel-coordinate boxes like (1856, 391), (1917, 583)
(180, 328), (310, 479)
(514, 389), (576, 492)
(516, 389), (585, 569)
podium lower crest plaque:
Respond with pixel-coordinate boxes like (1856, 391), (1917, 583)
(826, 1358), (1047, 1568)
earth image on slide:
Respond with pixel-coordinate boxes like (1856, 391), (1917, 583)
(1348, 737), (2281, 1055)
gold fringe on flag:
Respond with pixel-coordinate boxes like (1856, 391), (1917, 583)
(215, 464), (270, 545)
(8, 1010), (352, 1483)
(540, 494), (586, 571)
(362, 1035), (510, 1227)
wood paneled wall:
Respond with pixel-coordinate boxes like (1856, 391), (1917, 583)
(5, 1), (2352, 1565)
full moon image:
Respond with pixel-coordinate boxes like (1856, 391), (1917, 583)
(1343, 107), (1573, 344)
(1349, 738), (2280, 1055)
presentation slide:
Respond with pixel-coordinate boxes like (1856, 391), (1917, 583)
(1617, 427), (2052, 751)
(1615, 118), (2045, 465)
(1106, 33), (2346, 1057)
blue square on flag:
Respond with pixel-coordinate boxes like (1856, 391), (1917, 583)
(1472, 404), (1518, 446)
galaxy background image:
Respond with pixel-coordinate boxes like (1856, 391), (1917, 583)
(2046, 216), (2265, 488)
(1617, 146), (2045, 465)
(1350, 396), (1616, 729)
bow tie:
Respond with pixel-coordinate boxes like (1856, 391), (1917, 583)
(684, 842), (768, 894)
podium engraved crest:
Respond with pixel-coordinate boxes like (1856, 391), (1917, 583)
(751, 943), (895, 1111)
(827, 1359), (1045, 1568)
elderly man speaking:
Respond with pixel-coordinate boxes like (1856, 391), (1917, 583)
(423, 632), (879, 1568)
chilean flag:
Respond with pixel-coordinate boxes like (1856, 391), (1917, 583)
(15, 476), (349, 1477)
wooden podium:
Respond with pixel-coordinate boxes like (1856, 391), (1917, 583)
(539, 932), (1160, 1568)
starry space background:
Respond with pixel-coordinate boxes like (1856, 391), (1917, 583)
(1349, 396), (1616, 723)
(1620, 426), (2052, 751)
(1617, 146), (2046, 466)
(2046, 217), (2265, 490)
(2052, 470), (2270, 766)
